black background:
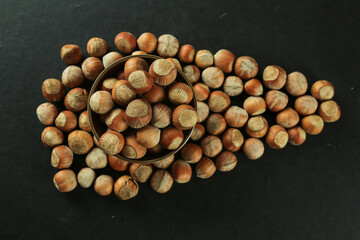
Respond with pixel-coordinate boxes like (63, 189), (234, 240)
(1, 0), (360, 239)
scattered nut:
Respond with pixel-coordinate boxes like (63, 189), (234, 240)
(86, 147), (108, 169)
(294, 95), (318, 116)
(102, 52), (123, 68)
(178, 44), (195, 63)
(87, 37), (108, 57)
(64, 88), (88, 112)
(287, 126), (306, 145)
(265, 90), (289, 112)
(61, 44), (82, 65)
(206, 113), (227, 135)
(193, 83), (210, 101)
(129, 163), (153, 183)
(201, 66), (224, 89)
(171, 160), (192, 184)
(222, 128), (244, 152)
(301, 115), (324, 135)
(191, 123), (206, 141)
(208, 91), (231, 113)
(224, 106), (249, 128)
(77, 167), (96, 188)
(62, 66), (85, 88)
(243, 96), (266, 115)
(245, 116), (269, 138)
(180, 143), (203, 164)
(242, 138), (264, 160)
(150, 170), (173, 193)
(42, 78), (66, 102)
(51, 145), (73, 169)
(265, 125), (289, 149)
(41, 126), (64, 148)
(53, 169), (77, 192)
(223, 76), (243, 96)
(196, 157), (216, 179)
(276, 107), (300, 128)
(137, 32), (157, 53)
(196, 101), (210, 123)
(214, 49), (235, 73)
(234, 56), (258, 80)
(94, 175), (114, 196)
(215, 151), (237, 172)
(36, 102), (58, 125)
(157, 34), (179, 58)
(68, 130), (94, 155)
(108, 155), (129, 171)
(318, 100), (341, 122)
(114, 32), (137, 53)
(285, 71), (308, 96)
(183, 65), (200, 84)
(81, 57), (104, 81)
(90, 90), (114, 114)
(160, 127), (184, 150)
(114, 175), (139, 200)
(200, 135), (223, 158)
(152, 154), (175, 169)
(195, 50), (214, 69)
(244, 78), (263, 96)
(262, 65), (287, 90)
(311, 80), (335, 101)
(55, 110), (77, 132)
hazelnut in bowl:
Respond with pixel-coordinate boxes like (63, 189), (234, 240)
(88, 54), (197, 164)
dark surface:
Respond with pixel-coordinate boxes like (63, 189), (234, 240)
(0, 0), (359, 239)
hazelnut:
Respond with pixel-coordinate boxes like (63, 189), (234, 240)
(150, 170), (173, 193)
(223, 76), (244, 96)
(193, 83), (210, 101)
(143, 84), (165, 104)
(276, 107), (300, 128)
(42, 78), (66, 102)
(195, 50), (214, 69)
(245, 116), (269, 138)
(191, 123), (206, 141)
(262, 65), (287, 90)
(196, 101), (210, 123)
(196, 157), (216, 179)
(108, 155), (130, 171)
(301, 115), (324, 135)
(68, 130), (93, 155)
(94, 175), (114, 196)
(129, 163), (153, 183)
(36, 102), (58, 125)
(157, 34), (179, 58)
(201, 66), (224, 89)
(183, 65), (200, 84)
(242, 138), (264, 160)
(181, 143), (203, 164)
(215, 151), (237, 172)
(55, 110), (77, 132)
(128, 70), (154, 93)
(265, 125), (289, 149)
(99, 131), (125, 155)
(105, 108), (128, 132)
(285, 71), (308, 96)
(53, 169), (77, 192)
(178, 44), (195, 63)
(234, 56), (258, 80)
(114, 32), (137, 53)
(171, 160), (192, 183)
(208, 91), (231, 113)
(294, 95), (318, 116)
(149, 59), (177, 86)
(112, 80), (136, 105)
(265, 90), (289, 112)
(166, 58), (182, 70)
(200, 135), (223, 158)
(62, 65), (85, 88)
(243, 96), (266, 115)
(311, 80), (335, 101)
(206, 113), (227, 135)
(51, 145), (73, 169)
(87, 37), (108, 57)
(86, 147), (108, 169)
(102, 52), (123, 69)
(148, 144), (163, 154)
(151, 103), (172, 128)
(41, 126), (64, 148)
(124, 57), (149, 79)
(224, 106), (249, 128)
(214, 49), (235, 73)
(81, 57), (104, 81)
(160, 127), (184, 150)
(168, 82), (193, 105)
(132, 50), (148, 56)
(114, 175), (139, 200)
(137, 32), (157, 53)
(124, 99), (152, 129)
(136, 125), (161, 148)
(77, 167), (96, 188)
(222, 128), (244, 152)
(64, 88), (88, 112)
(318, 100), (341, 122)
(90, 90), (114, 115)
(287, 126), (306, 145)
(152, 154), (175, 169)
(244, 78), (263, 96)
(60, 44), (82, 65)
(172, 105), (198, 130)
(101, 78), (118, 93)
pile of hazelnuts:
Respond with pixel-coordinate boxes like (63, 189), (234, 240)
(36, 31), (341, 200)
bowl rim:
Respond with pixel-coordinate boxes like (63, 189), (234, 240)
(87, 54), (197, 164)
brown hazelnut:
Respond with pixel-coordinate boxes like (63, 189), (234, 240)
(276, 107), (300, 128)
(111, 80), (137, 105)
(245, 116), (269, 138)
(166, 58), (182, 70)
(193, 83), (210, 101)
(68, 130), (93, 155)
(129, 163), (153, 183)
(150, 170), (173, 193)
(36, 102), (58, 125)
(311, 80), (335, 101)
(285, 71), (308, 96)
(287, 126), (306, 145)
(208, 91), (231, 113)
(137, 32), (157, 53)
(206, 113), (227, 135)
(136, 125), (161, 148)
(132, 50), (148, 56)
(149, 59), (177, 86)
(178, 44), (195, 63)
(41, 126), (64, 148)
(223, 76), (244, 96)
(101, 78), (118, 93)
(243, 96), (266, 115)
(242, 138), (264, 160)
(55, 110), (77, 132)
(51, 145), (73, 169)
(143, 84), (165, 104)
(62, 66), (85, 88)
(105, 108), (128, 132)
(215, 151), (237, 172)
(172, 105), (198, 130)
(171, 160), (192, 183)
(301, 115), (324, 135)
(200, 135), (223, 158)
(265, 125), (289, 149)
(60, 44), (82, 65)
(124, 99), (152, 129)
(81, 57), (104, 81)
(183, 65), (200, 84)
(191, 123), (206, 141)
(152, 155), (175, 169)
(99, 131), (125, 155)
(108, 155), (130, 171)
(265, 90), (289, 112)
(168, 82), (193, 105)
(124, 57), (149, 79)
(114, 175), (139, 200)
(195, 50), (214, 69)
(94, 175), (114, 196)
(294, 95), (318, 116)
(196, 157), (216, 179)
(90, 90), (114, 115)
(224, 106), (249, 128)
(53, 169), (77, 192)
(102, 52), (123, 69)
(128, 70), (154, 93)
(318, 100), (341, 122)
(181, 143), (203, 164)
(244, 78), (263, 96)
(214, 49), (235, 73)
(160, 127), (184, 150)
(201, 66), (225, 89)
(234, 56), (258, 80)
(64, 88), (88, 112)
(42, 78), (66, 102)
(157, 34), (179, 58)
(114, 32), (137, 53)
(86, 147), (108, 169)
(196, 101), (210, 123)
(222, 128), (244, 152)
(151, 103), (172, 128)
(87, 37), (108, 57)
(77, 167), (96, 188)
(262, 65), (287, 90)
